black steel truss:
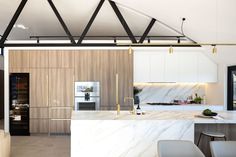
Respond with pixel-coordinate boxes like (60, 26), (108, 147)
(0, 0), (28, 46)
(139, 18), (156, 43)
(0, 0), (198, 49)
(77, 0), (105, 44)
(48, 0), (76, 44)
(108, 0), (137, 43)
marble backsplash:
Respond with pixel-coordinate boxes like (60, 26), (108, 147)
(135, 83), (206, 103)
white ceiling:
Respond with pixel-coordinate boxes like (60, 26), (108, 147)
(1, 0), (236, 64)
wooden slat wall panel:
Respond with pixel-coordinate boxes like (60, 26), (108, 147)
(9, 50), (29, 68)
(30, 68), (49, 107)
(29, 50), (49, 68)
(9, 68), (29, 73)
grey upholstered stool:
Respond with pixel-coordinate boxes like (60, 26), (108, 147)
(210, 141), (236, 157)
(158, 140), (205, 157)
(197, 131), (226, 146)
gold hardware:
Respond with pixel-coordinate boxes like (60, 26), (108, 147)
(128, 46), (133, 55)
(169, 46), (173, 54)
(124, 97), (135, 115)
(212, 45), (217, 54)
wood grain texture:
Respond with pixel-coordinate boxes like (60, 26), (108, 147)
(30, 68), (49, 107)
(48, 50), (74, 68)
(49, 68), (74, 107)
(9, 50), (29, 68)
(49, 108), (72, 119)
(49, 120), (70, 134)
(30, 119), (49, 133)
(30, 107), (49, 119)
(74, 50), (133, 110)
(29, 50), (49, 68)
(9, 68), (29, 73)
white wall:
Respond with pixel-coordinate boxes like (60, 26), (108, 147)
(0, 56), (3, 70)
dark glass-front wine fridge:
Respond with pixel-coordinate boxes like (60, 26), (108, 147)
(9, 73), (30, 136)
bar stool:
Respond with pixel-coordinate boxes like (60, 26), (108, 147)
(158, 140), (205, 157)
(197, 131), (226, 146)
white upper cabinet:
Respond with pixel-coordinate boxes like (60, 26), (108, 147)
(165, 53), (180, 82)
(134, 51), (150, 83)
(198, 53), (217, 82)
(134, 49), (217, 83)
(149, 53), (165, 82)
(178, 52), (198, 82)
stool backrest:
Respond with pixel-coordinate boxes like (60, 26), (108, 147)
(210, 141), (236, 157)
(158, 140), (205, 157)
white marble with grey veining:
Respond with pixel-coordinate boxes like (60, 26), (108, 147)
(135, 83), (205, 103)
(71, 111), (236, 157)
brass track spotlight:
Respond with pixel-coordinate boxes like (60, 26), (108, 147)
(169, 46), (174, 54)
(212, 45), (217, 54)
(128, 46), (133, 54)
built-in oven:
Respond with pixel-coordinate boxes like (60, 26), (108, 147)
(74, 82), (100, 110)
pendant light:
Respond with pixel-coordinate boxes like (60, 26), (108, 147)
(128, 46), (133, 54)
(169, 46), (173, 54)
(212, 45), (217, 54)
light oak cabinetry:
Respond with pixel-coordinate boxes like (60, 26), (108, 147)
(9, 49), (133, 133)
(29, 50), (49, 68)
(74, 50), (133, 110)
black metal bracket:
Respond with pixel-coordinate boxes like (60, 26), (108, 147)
(0, 0), (28, 46)
(77, 0), (105, 44)
(47, 0), (76, 44)
(139, 18), (156, 43)
(109, 0), (137, 43)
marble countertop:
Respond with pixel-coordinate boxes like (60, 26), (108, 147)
(71, 110), (236, 124)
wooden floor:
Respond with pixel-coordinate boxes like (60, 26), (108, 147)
(11, 135), (70, 157)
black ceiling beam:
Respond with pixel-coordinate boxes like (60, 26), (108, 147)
(3, 43), (201, 47)
(109, 0), (137, 43)
(139, 18), (156, 43)
(0, 0), (28, 46)
(48, 0), (76, 44)
(77, 0), (105, 44)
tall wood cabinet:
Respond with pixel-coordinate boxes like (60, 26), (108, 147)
(9, 49), (133, 134)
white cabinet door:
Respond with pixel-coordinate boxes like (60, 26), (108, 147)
(150, 53), (165, 82)
(165, 53), (179, 82)
(134, 51), (150, 82)
(198, 53), (217, 82)
(179, 52), (198, 82)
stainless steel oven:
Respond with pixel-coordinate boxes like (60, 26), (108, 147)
(74, 82), (100, 110)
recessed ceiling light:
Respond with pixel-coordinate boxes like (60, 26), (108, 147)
(13, 24), (29, 30)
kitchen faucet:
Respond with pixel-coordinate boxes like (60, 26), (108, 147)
(124, 97), (135, 115)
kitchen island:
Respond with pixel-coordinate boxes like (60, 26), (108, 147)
(71, 111), (236, 157)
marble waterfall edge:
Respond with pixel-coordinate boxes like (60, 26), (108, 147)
(71, 120), (194, 157)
